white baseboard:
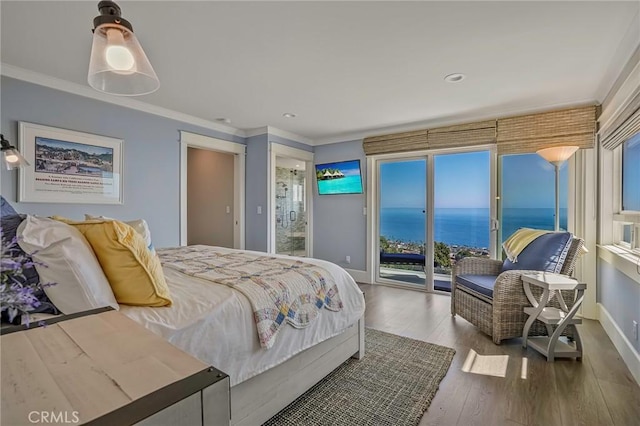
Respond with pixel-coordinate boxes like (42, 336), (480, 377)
(344, 269), (370, 284)
(597, 303), (640, 385)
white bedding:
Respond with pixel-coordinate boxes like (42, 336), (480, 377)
(120, 247), (365, 386)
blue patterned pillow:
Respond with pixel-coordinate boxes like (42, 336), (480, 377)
(1, 214), (58, 322)
(1, 196), (18, 217)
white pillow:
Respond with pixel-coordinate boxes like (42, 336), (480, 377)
(85, 214), (155, 255)
(17, 216), (119, 314)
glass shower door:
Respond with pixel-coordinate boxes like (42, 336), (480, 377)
(275, 157), (307, 256)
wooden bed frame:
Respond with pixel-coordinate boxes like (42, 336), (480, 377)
(229, 317), (365, 426)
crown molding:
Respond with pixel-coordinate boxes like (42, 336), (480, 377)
(245, 126), (314, 146)
(0, 63), (245, 138)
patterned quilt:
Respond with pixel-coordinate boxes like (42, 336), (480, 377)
(159, 246), (343, 349)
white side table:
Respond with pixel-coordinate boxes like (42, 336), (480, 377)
(521, 272), (586, 362)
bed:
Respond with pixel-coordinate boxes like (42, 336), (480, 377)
(5, 209), (365, 426)
(121, 246), (366, 425)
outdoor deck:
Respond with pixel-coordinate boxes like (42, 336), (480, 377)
(379, 266), (451, 292)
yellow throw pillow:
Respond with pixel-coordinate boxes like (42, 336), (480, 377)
(52, 217), (172, 307)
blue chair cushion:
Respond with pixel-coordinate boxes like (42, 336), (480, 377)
(501, 232), (572, 274)
(456, 274), (499, 298)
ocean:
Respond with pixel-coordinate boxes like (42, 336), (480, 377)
(380, 207), (568, 248)
(317, 175), (363, 195)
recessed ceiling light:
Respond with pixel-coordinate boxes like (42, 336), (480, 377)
(216, 118), (232, 124)
(283, 113), (297, 118)
(444, 73), (466, 83)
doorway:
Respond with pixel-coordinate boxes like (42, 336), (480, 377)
(269, 143), (314, 257)
(275, 157), (307, 256)
(179, 131), (245, 248)
(187, 148), (234, 247)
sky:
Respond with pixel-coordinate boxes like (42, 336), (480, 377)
(315, 159), (361, 176)
(380, 152), (567, 209)
(622, 133), (640, 211)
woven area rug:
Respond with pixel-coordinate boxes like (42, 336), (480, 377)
(263, 328), (456, 426)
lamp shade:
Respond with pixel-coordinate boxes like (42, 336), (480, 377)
(536, 146), (579, 165)
(88, 2), (159, 96)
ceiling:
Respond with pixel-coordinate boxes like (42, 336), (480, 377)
(1, 1), (639, 145)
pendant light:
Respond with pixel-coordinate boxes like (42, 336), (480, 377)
(88, 1), (159, 96)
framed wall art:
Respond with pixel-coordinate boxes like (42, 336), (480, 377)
(18, 122), (123, 204)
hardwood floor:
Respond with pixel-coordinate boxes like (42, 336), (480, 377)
(358, 283), (640, 426)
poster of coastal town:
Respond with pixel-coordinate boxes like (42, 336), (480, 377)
(18, 122), (123, 204)
(35, 137), (114, 178)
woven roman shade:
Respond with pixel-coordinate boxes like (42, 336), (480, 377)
(600, 91), (640, 150)
(427, 120), (496, 149)
(496, 105), (597, 155)
(362, 105), (597, 156)
(362, 129), (428, 155)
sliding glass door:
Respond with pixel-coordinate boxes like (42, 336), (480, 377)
(376, 149), (495, 292)
(433, 151), (492, 291)
(378, 158), (427, 287)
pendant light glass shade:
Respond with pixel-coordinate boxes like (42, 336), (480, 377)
(88, 1), (159, 96)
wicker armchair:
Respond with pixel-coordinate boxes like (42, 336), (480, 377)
(451, 236), (584, 344)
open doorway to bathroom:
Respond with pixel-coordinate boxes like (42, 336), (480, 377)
(269, 143), (314, 257)
(275, 157), (307, 256)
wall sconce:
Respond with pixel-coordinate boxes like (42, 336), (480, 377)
(88, 1), (160, 96)
(536, 145), (579, 231)
(0, 134), (30, 170)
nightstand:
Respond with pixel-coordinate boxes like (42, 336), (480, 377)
(521, 272), (586, 362)
(1, 308), (230, 425)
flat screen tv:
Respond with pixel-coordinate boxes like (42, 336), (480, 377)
(315, 159), (363, 195)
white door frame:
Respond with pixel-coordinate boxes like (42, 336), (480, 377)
(269, 143), (314, 256)
(179, 131), (246, 249)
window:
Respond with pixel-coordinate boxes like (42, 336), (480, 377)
(622, 133), (640, 212)
(614, 132), (640, 253)
(500, 153), (568, 243)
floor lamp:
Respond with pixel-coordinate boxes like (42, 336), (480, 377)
(536, 146), (579, 231)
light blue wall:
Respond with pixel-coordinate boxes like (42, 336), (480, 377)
(313, 140), (367, 270)
(269, 134), (314, 153)
(244, 132), (314, 252)
(0, 77), (244, 248)
(597, 258), (640, 352)
(245, 134), (269, 251)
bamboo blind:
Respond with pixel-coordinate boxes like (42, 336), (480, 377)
(600, 91), (640, 150)
(362, 105), (597, 156)
(496, 105), (597, 155)
(427, 120), (496, 149)
(362, 129), (427, 155)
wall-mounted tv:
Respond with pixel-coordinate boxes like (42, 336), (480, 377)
(315, 159), (363, 195)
